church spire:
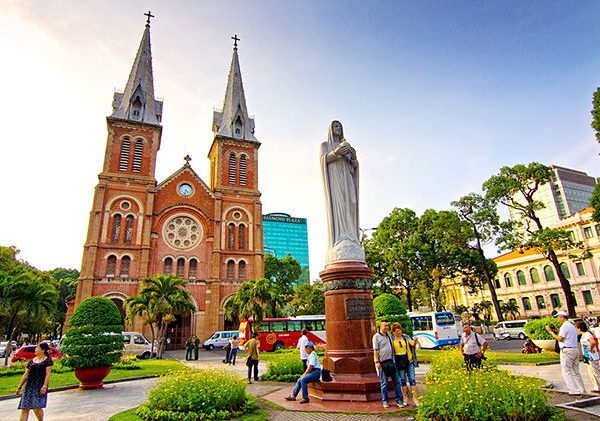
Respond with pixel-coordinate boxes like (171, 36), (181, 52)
(110, 13), (163, 125)
(212, 35), (257, 142)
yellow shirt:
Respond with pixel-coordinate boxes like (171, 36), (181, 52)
(393, 336), (413, 363)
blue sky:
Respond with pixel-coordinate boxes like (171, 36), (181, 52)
(0, 1), (598, 279)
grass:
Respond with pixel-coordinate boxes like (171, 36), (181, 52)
(0, 359), (186, 397)
(108, 407), (269, 421)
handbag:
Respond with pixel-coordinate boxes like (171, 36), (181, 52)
(245, 357), (252, 367)
(380, 359), (396, 377)
(395, 354), (409, 370)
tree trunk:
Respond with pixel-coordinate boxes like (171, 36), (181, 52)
(405, 287), (413, 312)
(547, 250), (577, 317)
(149, 324), (156, 359)
(476, 246), (504, 322)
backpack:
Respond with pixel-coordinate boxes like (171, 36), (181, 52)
(321, 368), (333, 382)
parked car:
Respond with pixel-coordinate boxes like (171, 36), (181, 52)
(203, 330), (238, 350)
(11, 345), (63, 362)
(122, 332), (155, 359)
(493, 320), (528, 340)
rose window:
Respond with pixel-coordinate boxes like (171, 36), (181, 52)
(163, 215), (202, 250)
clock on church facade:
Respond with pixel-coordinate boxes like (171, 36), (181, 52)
(70, 19), (264, 346)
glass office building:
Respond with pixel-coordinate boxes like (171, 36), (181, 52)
(263, 213), (310, 282)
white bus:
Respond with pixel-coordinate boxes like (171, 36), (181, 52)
(409, 311), (460, 349)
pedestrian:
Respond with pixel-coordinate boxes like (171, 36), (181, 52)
(460, 323), (488, 370)
(576, 321), (600, 393)
(16, 342), (53, 421)
(166, 337), (171, 351)
(373, 320), (405, 409)
(245, 332), (260, 384)
(223, 340), (232, 364)
(297, 328), (309, 371)
(185, 336), (194, 361)
(193, 335), (200, 360)
(229, 335), (239, 365)
(391, 323), (420, 406)
(546, 311), (586, 396)
(285, 341), (321, 404)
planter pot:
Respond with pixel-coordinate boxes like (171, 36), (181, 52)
(74, 366), (112, 389)
(532, 339), (556, 351)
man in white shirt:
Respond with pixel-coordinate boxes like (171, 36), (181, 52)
(297, 329), (309, 371)
(546, 311), (586, 396)
(285, 341), (321, 404)
(460, 324), (488, 370)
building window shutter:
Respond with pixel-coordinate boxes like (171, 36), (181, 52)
(176, 258), (185, 278)
(239, 155), (247, 186)
(227, 260), (235, 280)
(189, 258), (197, 280)
(119, 138), (131, 171)
(106, 255), (117, 277)
(132, 140), (143, 173)
(120, 256), (131, 278)
(164, 257), (173, 275)
(228, 153), (236, 185)
(111, 214), (122, 243)
(238, 261), (246, 281)
(228, 224), (235, 249)
(238, 225), (246, 249)
(124, 216), (134, 244)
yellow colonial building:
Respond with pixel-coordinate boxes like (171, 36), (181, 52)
(445, 208), (600, 319)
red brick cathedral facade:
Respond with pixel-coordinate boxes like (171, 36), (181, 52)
(73, 21), (264, 345)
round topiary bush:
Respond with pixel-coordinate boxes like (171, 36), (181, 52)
(136, 369), (258, 420)
(524, 316), (560, 340)
(61, 296), (124, 369)
(373, 293), (407, 317)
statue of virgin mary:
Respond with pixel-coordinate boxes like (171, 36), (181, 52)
(320, 120), (365, 264)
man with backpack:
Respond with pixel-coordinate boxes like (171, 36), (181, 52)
(460, 323), (488, 370)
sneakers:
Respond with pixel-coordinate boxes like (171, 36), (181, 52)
(383, 402), (390, 408)
(397, 402), (408, 408)
(299, 398), (310, 404)
(285, 395), (296, 401)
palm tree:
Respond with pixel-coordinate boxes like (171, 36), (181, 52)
(124, 293), (157, 358)
(136, 275), (195, 358)
(500, 301), (520, 321)
(0, 271), (58, 365)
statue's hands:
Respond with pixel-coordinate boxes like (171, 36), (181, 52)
(335, 140), (351, 156)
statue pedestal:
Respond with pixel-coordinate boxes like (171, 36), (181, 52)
(308, 261), (381, 401)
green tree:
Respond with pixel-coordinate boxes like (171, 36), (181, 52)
(451, 193), (507, 321)
(224, 278), (284, 322)
(134, 275), (195, 358)
(591, 184), (600, 223)
(264, 254), (302, 299)
(124, 293), (157, 357)
(364, 208), (421, 310)
(483, 162), (591, 317)
(500, 300), (520, 320)
(453, 304), (468, 315)
(49, 268), (79, 338)
(289, 282), (325, 316)
(589, 88), (600, 223)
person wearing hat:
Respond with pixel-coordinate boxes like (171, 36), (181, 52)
(546, 310), (586, 396)
(285, 341), (321, 404)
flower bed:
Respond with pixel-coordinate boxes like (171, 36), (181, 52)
(260, 353), (304, 382)
(418, 350), (565, 421)
(136, 369), (257, 420)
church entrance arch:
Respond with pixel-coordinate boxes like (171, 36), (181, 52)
(102, 292), (127, 325)
(165, 311), (193, 350)
(221, 294), (239, 331)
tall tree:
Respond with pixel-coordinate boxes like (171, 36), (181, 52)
(124, 293), (157, 357)
(364, 208), (422, 311)
(49, 268), (79, 338)
(264, 254), (302, 299)
(290, 282), (325, 316)
(483, 162), (591, 317)
(224, 278), (283, 322)
(590, 88), (600, 222)
(451, 193), (507, 321)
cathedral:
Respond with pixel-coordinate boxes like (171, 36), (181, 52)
(73, 17), (264, 346)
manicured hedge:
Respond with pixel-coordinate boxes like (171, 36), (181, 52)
(524, 317), (560, 340)
(61, 296), (124, 369)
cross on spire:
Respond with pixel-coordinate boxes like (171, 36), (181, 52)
(184, 155), (192, 166)
(144, 10), (155, 26)
(231, 34), (240, 50)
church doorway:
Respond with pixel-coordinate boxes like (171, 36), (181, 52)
(222, 295), (239, 331)
(165, 312), (192, 350)
(110, 298), (126, 325)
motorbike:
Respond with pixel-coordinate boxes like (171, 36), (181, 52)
(522, 338), (542, 354)
(494, 331), (512, 340)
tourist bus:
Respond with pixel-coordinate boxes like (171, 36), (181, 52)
(409, 311), (460, 349)
(238, 315), (326, 352)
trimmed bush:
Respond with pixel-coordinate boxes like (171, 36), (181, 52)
(136, 369), (257, 420)
(261, 353), (304, 382)
(524, 317), (560, 340)
(373, 293), (406, 316)
(418, 350), (565, 421)
(61, 296), (124, 369)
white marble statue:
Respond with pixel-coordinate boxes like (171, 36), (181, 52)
(320, 120), (365, 263)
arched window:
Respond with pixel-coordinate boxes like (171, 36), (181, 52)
(238, 261), (246, 281)
(111, 214), (122, 243)
(124, 215), (134, 244)
(227, 260), (235, 280)
(559, 263), (571, 279)
(106, 255), (117, 277)
(228, 224), (235, 249)
(120, 256), (131, 278)
(234, 115), (243, 138)
(130, 96), (142, 120)
(132, 140), (143, 173)
(176, 258), (185, 278)
(504, 273), (513, 288)
(189, 258), (197, 280)
(238, 225), (246, 250)
(494, 278), (501, 289)
(517, 270), (527, 285)
(529, 268), (540, 284)
(522, 297), (532, 311)
(119, 138), (131, 171)
(544, 265), (556, 282)
(163, 257), (173, 275)
(239, 155), (247, 186)
(228, 152), (236, 185)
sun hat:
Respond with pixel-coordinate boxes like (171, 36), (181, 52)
(556, 311), (568, 317)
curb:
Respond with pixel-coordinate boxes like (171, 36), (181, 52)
(0, 375), (159, 402)
(500, 361), (560, 366)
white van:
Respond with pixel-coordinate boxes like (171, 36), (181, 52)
(493, 320), (528, 340)
(203, 330), (238, 350)
(122, 332), (154, 359)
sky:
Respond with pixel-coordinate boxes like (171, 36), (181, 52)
(0, 1), (599, 280)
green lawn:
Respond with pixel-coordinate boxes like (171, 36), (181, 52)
(108, 407), (269, 421)
(0, 359), (186, 397)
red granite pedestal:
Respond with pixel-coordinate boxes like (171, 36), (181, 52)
(308, 260), (382, 401)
